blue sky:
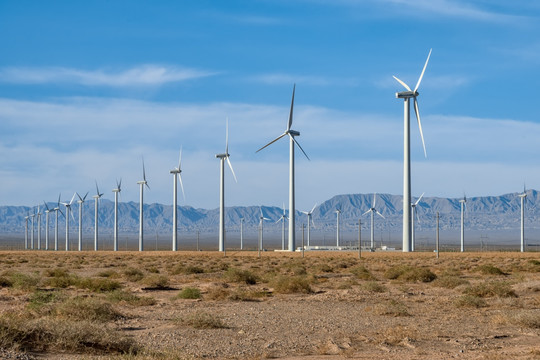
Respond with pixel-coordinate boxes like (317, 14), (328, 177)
(1, 0), (540, 210)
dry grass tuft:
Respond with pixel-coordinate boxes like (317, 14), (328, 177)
(505, 310), (540, 328)
(384, 265), (437, 283)
(179, 312), (228, 329)
(476, 264), (507, 276)
(175, 287), (201, 300)
(362, 281), (386, 293)
(141, 274), (170, 289)
(223, 268), (258, 285)
(463, 281), (517, 298)
(350, 265), (375, 280)
(454, 295), (488, 308)
(270, 275), (313, 294)
(374, 300), (410, 317)
(432, 275), (469, 289)
(107, 290), (157, 306)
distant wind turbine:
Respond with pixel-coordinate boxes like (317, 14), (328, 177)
(275, 204), (288, 250)
(240, 218), (244, 250)
(77, 192), (88, 251)
(170, 147), (185, 251)
(216, 118), (237, 252)
(459, 195), (466, 252)
(24, 213), (29, 250)
(137, 158), (150, 252)
(62, 193), (76, 251)
(393, 49), (432, 252)
(112, 179), (121, 251)
(43, 202), (51, 251)
(36, 205), (42, 250)
(519, 186), (527, 252)
(363, 194), (385, 250)
(411, 193), (424, 252)
(301, 203), (317, 247)
(257, 84), (309, 251)
(259, 208), (271, 252)
(52, 194), (62, 251)
(30, 207), (35, 249)
(335, 208), (342, 247)
(93, 182), (104, 251)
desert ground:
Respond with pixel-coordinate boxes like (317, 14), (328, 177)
(0, 250), (539, 359)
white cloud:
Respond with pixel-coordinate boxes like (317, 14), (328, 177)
(250, 73), (359, 87)
(0, 65), (217, 87)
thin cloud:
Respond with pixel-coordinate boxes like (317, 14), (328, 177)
(0, 65), (217, 87)
(250, 73), (359, 87)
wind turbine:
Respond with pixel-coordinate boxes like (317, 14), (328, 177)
(215, 118), (237, 252)
(240, 218), (244, 250)
(62, 193), (76, 251)
(259, 208), (271, 252)
(137, 158), (150, 252)
(52, 194), (62, 251)
(301, 203), (317, 247)
(335, 208), (342, 247)
(24, 213), (29, 250)
(459, 195), (466, 252)
(93, 182), (104, 251)
(112, 179), (121, 251)
(36, 205), (42, 250)
(411, 192), (424, 252)
(393, 49), (432, 252)
(77, 192), (88, 251)
(43, 202), (51, 251)
(170, 147), (185, 251)
(30, 208), (35, 250)
(257, 84), (309, 252)
(275, 204), (288, 250)
(519, 186), (527, 252)
(362, 194), (385, 250)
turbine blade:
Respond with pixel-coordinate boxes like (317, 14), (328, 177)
(59, 209), (65, 218)
(95, 180), (100, 196)
(310, 203), (317, 213)
(178, 174), (186, 201)
(393, 76), (412, 91)
(414, 98), (427, 158)
(291, 135), (310, 160)
(415, 192), (425, 206)
(142, 157), (147, 182)
(43, 201), (50, 211)
(311, 218), (316, 228)
(225, 117), (229, 154)
(287, 84), (295, 131)
(178, 146), (183, 170)
(414, 48), (432, 92)
(57, 193), (61, 207)
(69, 193), (76, 205)
(362, 209), (372, 216)
(256, 133), (287, 153)
(77, 192), (83, 202)
(226, 156), (238, 183)
(376, 210), (385, 219)
(372, 193), (377, 208)
(83, 191), (88, 201)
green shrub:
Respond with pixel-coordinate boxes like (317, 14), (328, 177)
(77, 277), (121, 293)
(351, 266), (375, 280)
(432, 276), (469, 289)
(96, 270), (120, 278)
(124, 268), (144, 282)
(54, 297), (123, 322)
(27, 290), (63, 310)
(43, 268), (70, 278)
(175, 287), (201, 299)
(184, 266), (205, 275)
(463, 281), (517, 298)
(384, 265), (436, 283)
(223, 268), (257, 285)
(107, 290), (156, 306)
(271, 275), (313, 294)
(2, 272), (39, 291)
(476, 264), (506, 276)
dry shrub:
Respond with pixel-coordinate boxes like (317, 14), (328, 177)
(123, 268), (144, 282)
(205, 285), (231, 301)
(374, 300), (410, 317)
(107, 290), (156, 306)
(97, 270), (120, 278)
(432, 275), (469, 289)
(141, 274), (170, 289)
(454, 295), (487, 308)
(0, 316), (137, 354)
(463, 281), (517, 298)
(350, 265), (375, 280)
(1, 271), (39, 291)
(27, 290), (64, 310)
(77, 277), (121, 293)
(54, 297), (123, 322)
(384, 265), (436, 283)
(380, 325), (416, 346)
(476, 264), (507, 276)
(362, 281), (386, 293)
(223, 268), (257, 285)
(175, 287), (201, 299)
(271, 275), (313, 294)
(229, 289), (270, 301)
(180, 312), (228, 329)
(505, 310), (540, 328)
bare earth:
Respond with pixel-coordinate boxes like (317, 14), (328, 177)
(0, 250), (539, 359)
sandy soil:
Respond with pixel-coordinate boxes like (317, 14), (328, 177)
(0, 251), (539, 359)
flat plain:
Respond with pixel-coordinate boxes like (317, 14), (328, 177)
(0, 250), (539, 359)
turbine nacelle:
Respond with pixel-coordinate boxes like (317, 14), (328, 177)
(288, 130), (300, 137)
(396, 90), (418, 99)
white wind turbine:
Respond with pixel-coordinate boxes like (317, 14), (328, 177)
(459, 195), (466, 252)
(216, 118), (237, 252)
(52, 194), (62, 251)
(77, 192), (88, 251)
(170, 147), (185, 251)
(43, 202), (51, 251)
(112, 179), (121, 251)
(301, 203), (317, 247)
(335, 208), (342, 247)
(62, 193), (76, 251)
(519, 186), (527, 253)
(275, 204), (288, 250)
(30, 207), (35, 249)
(259, 208), (271, 252)
(411, 192), (424, 252)
(240, 218), (244, 250)
(137, 158), (150, 252)
(24, 213), (29, 250)
(362, 194), (385, 250)
(393, 49), (432, 252)
(257, 84), (309, 252)
(36, 205), (42, 250)
(93, 182), (104, 251)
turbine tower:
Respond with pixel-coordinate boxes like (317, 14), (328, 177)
(93, 182), (104, 251)
(393, 49), (432, 252)
(459, 195), (466, 252)
(362, 193), (385, 250)
(30, 208), (35, 249)
(137, 158), (150, 252)
(411, 192), (424, 252)
(24, 213), (29, 250)
(301, 203), (317, 247)
(215, 118), (237, 252)
(259, 208), (271, 252)
(240, 218), (244, 250)
(52, 194), (62, 251)
(36, 205), (42, 250)
(112, 179), (121, 251)
(275, 204), (288, 250)
(519, 186), (527, 252)
(335, 208), (342, 247)
(62, 193), (76, 251)
(77, 192), (88, 251)
(43, 202), (51, 251)
(257, 84), (309, 251)
(170, 147), (185, 251)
